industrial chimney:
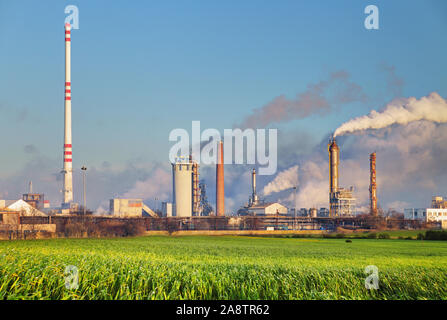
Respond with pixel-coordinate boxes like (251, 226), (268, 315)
(62, 23), (73, 207)
(369, 152), (378, 216)
(216, 140), (225, 216)
(251, 168), (259, 206)
(328, 137), (339, 217)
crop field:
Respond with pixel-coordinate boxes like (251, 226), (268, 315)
(0, 236), (447, 300)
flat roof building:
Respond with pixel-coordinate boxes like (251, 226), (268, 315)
(238, 202), (288, 216)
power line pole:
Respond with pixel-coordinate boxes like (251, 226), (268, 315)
(293, 186), (297, 230)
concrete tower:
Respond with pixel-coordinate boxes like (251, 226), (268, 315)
(62, 23), (73, 207)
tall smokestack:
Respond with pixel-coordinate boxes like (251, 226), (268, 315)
(216, 140), (224, 216)
(328, 137), (339, 217)
(369, 152), (378, 216)
(251, 168), (258, 206)
(62, 23), (73, 206)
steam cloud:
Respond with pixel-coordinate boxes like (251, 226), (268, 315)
(334, 92), (447, 137)
(263, 165), (298, 196)
(238, 71), (366, 128)
(122, 167), (171, 201)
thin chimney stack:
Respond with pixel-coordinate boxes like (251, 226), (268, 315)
(62, 23), (73, 206)
(369, 152), (378, 216)
(216, 140), (225, 216)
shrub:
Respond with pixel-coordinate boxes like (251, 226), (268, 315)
(424, 230), (447, 241)
(345, 239), (352, 243)
(378, 233), (390, 239)
(367, 232), (377, 239)
(63, 219), (146, 238)
(124, 220), (146, 236)
(417, 233), (424, 240)
(335, 233), (345, 239)
(64, 222), (88, 238)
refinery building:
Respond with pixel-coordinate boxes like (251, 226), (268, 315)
(328, 138), (356, 217)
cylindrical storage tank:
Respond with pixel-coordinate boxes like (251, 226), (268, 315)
(309, 208), (318, 218)
(173, 162), (193, 217)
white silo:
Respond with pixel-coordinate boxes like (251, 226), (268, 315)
(172, 157), (193, 217)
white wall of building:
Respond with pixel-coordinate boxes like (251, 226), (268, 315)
(264, 203), (288, 215)
(241, 203), (288, 215)
(404, 208), (427, 220)
(162, 202), (173, 217)
(404, 208), (447, 222)
(1, 199), (47, 216)
(110, 199), (143, 217)
(426, 208), (447, 222)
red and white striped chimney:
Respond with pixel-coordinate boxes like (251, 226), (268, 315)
(62, 23), (73, 206)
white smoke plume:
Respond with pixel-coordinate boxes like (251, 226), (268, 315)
(334, 92), (447, 137)
(239, 71), (367, 128)
(263, 165), (298, 195)
(122, 167), (171, 201)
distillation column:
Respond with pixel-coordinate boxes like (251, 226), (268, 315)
(328, 138), (339, 217)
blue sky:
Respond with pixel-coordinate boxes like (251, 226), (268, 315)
(0, 1), (446, 210)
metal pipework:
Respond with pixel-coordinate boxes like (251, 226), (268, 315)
(191, 155), (200, 215)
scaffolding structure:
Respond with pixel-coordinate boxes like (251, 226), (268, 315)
(330, 187), (356, 217)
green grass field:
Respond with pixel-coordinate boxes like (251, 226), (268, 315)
(344, 230), (428, 239)
(1, 236), (446, 300)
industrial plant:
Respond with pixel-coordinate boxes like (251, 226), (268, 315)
(1, 22), (446, 240)
(237, 169), (288, 216)
(328, 138), (356, 217)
